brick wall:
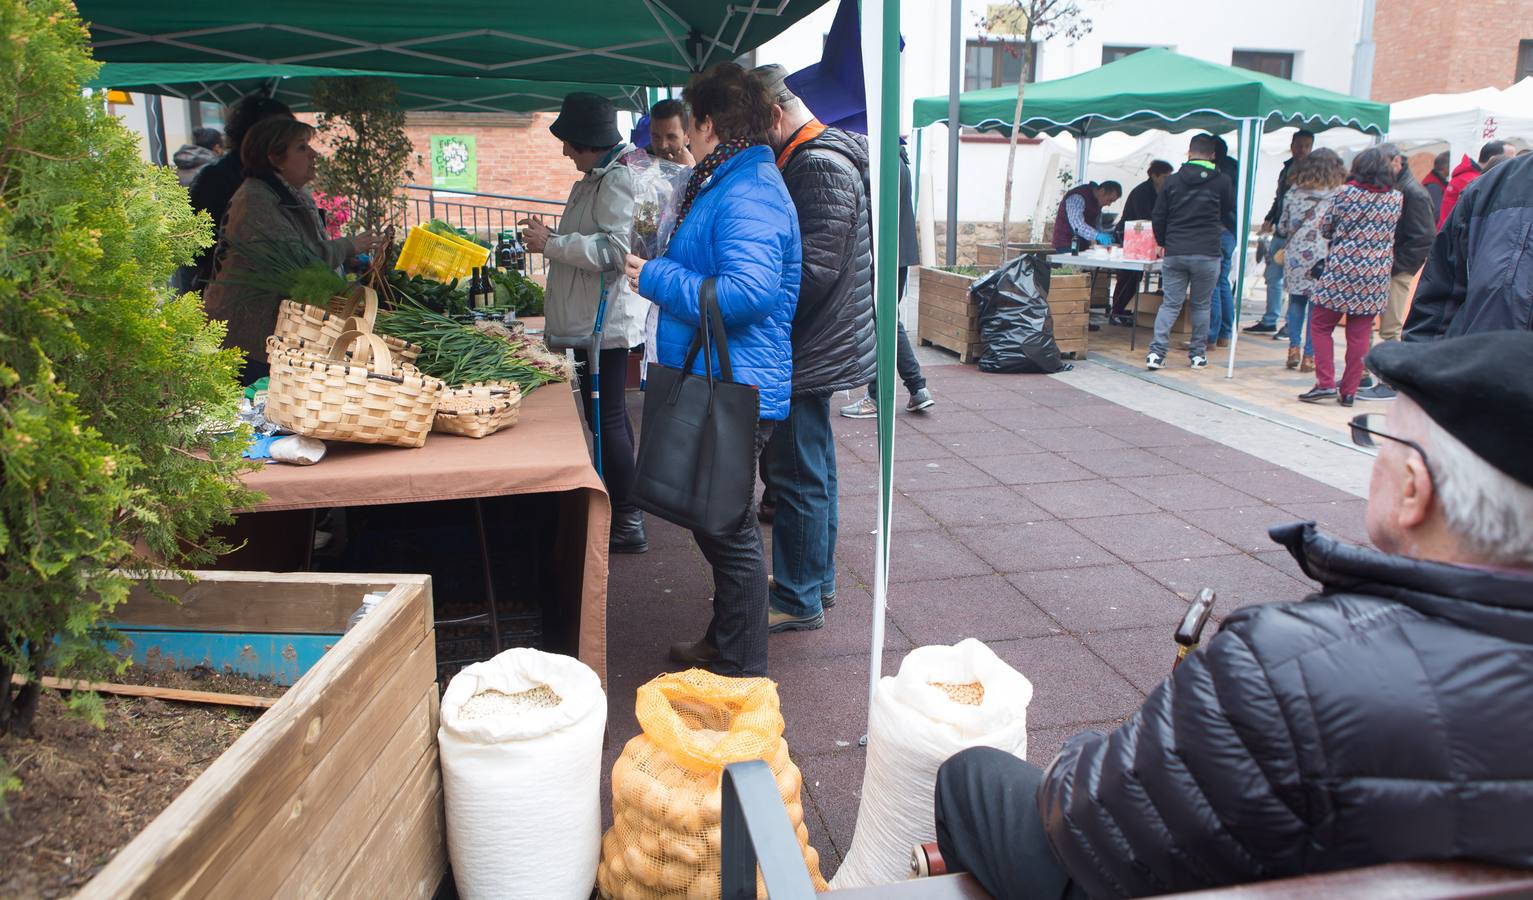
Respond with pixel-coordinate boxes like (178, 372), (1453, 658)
(1371, 0), (1533, 101)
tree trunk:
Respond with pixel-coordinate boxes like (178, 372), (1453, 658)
(997, 24), (1036, 257)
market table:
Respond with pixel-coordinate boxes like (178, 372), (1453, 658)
(226, 382), (610, 682)
(1047, 253), (1163, 351)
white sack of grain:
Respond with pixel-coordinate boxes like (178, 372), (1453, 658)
(439, 647), (606, 900)
(830, 639), (1033, 890)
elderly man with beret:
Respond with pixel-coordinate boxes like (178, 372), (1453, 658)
(933, 330), (1533, 898)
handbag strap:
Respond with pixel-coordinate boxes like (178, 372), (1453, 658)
(678, 278), (733, 383)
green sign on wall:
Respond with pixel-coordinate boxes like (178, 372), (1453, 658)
(430, 134), (477, 192)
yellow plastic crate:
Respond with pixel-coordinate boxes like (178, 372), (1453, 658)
(395, 225), (491, 282)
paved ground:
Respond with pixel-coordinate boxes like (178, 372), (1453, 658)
(602, 357), (1374, 879)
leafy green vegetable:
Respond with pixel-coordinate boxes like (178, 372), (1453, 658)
(375, 300), (572, 391)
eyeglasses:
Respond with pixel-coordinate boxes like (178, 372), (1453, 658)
(1349, 413), (1438, 489)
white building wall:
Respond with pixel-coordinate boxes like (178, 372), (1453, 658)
(756, 0), (1369, 229)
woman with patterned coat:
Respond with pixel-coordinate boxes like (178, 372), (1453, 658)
(1277, 149), (1347, 372)
(1299, 147), (1402, 406)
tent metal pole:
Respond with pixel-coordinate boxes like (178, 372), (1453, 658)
(944, 0), (960, 266)
(1075, 133), (1091, 186)
(1226, 118), (1263, 378)
(865, 0), (903, 735)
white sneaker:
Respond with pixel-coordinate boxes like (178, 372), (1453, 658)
(1145, 352), (1165, 370)
(1189, 356), (1208, 369)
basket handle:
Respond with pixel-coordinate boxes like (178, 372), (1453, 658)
(334, 284), (380, 326)
(328, 328), (394, 371)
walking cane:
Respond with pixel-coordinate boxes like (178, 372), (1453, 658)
(588, 273), (610, 481)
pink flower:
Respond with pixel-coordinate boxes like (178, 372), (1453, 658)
(311, 191), (353, 240)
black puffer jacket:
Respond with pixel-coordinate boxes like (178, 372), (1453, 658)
(780, 124), (875, 396)
(1404, 150), (1533, 340)
(1151, 162), (1235, 259)
(1040, 522), (1533, 898)
(1392, 166), (1436, 276)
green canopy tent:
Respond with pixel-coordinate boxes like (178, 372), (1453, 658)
(911, 48), (1391, 376)
(89, 63), (645, 114)
(76, 1), (827, 87)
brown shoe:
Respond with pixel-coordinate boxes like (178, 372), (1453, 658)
(1300, 354), (1315, 373)
(668, 639), (719, 666)
(1215, 337), (1230, 348)
(1286, 346), (1301, 369)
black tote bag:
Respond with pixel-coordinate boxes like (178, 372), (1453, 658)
(631, 280), (761, 537)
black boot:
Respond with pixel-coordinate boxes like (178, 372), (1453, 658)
(610, 504), (649, 554)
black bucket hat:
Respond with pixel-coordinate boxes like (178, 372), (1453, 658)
(549, 92), (622, 148)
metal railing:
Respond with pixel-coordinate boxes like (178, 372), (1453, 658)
(397, 185), (566, 276)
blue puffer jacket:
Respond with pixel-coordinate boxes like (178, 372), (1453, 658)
(638, 145), (800, 420)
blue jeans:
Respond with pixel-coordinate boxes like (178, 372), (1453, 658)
(764, 394), (838, 616)
(1260, 238), (1286, 327)
(1287, 293), (1315, 355)
(1208, 228), (1236, 341)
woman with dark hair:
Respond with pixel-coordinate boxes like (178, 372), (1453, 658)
(1299, 147), (1402, 406)
(202, 117), (384, 384)
(622, 63), (800, 677)
(1277, 148), (1347, 371)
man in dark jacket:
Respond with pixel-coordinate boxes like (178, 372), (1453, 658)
(753, 65), (875, 633)
(934, 330), (1533, 899)
(1422, 150), (1451, 223)
(173, 127), (223, 188)
(180, 94), (294, 292)
(1358, 145), (1437, 400)
(1108, 160), (1172, 324)
(1246, 129), (1314, 335)
(1146, 135), (1235, 370)
(840, 144), (936, 418)
(1404, 150), (1533, 342)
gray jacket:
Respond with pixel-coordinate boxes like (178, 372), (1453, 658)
(202, 177), (355, 363)
(543, 145), (646, 351)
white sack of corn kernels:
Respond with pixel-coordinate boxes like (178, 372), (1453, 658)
(830, 639), (1033, 890)
(439, 648), (606, 900)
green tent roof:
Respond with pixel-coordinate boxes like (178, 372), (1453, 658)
(89, 63), (642, 114)
(912, 48), (1389, 137)
(77, 1), (830, 87)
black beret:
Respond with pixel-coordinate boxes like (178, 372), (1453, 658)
(1367, 331), (1533, 487)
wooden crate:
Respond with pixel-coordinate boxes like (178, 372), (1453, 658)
(974, 241), (1054, 269)
(1133, 290), (1192, 336)
(79, 572), (445, 900)
(918, 266), (983, 363)
(1045, 274), (1091, 354)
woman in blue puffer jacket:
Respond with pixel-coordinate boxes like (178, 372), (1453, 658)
(624, 63), (800, 677)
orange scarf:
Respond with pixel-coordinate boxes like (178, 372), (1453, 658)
(776, 119), (828, 169)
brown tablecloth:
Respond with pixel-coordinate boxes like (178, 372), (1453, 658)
(238, 384), (610, 681)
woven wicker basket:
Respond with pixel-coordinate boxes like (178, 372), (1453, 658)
(266, 329), (443, 448)
(433, 381), (523, 438)
(269, 285), (420, 364)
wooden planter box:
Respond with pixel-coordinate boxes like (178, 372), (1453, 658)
(974, 241), (1054, 269)
(1046, 273), (1091, 359)
(917, 266), (984, 363)
(79, 572), (444, 900)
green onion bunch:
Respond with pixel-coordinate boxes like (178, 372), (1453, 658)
(375, 300), (574, 392)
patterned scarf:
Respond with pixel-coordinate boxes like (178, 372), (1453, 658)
(1347, 177), (1393, 194)
(673, 137), (753, 232)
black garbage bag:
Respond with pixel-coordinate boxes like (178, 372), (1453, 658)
(972, 253), (1072, 374)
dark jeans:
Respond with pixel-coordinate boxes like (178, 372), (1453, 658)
(697, 421), (776, 677)
(764, 395), (838, 616)
(574, 347), (637, 507)
(867, 320), (927, 400)
(1110, 271), (1142, 315)
(867, 266), (927, 400)
(935, 747), (1087, 900)
(1208, 228), (1237, 341)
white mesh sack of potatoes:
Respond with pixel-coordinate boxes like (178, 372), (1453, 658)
(439, 647), (607, 900)
(830, 638), (1034, 890)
